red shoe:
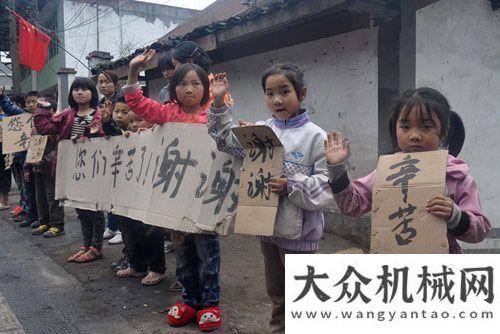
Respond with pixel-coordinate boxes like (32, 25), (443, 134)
(197, 306), (221, 332)
(165, 302), (197, 327)
(10, 206), (23, 216)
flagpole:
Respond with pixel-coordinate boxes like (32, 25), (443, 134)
(7, 0), (20, 93)
(30, 0), (38, 91)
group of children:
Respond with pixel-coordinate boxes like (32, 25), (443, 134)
(0, 39), (491, 333)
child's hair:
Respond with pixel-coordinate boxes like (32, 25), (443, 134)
(172, 41), (211, 72)
(168, 63), (210, 107)
(115, 95), (127, 105)
(25, 91), (41, 100)
(11, 93), (25, 108)
(68, 77), (99, 110)
(42, 95), (57, 112)
(388, 87), (465, 157)
(158, 51), (175, 71)
(98, 70), (119, 86)
(261, 62), (305, 99)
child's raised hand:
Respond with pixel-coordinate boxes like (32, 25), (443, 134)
(324, 131), (350, 165)
(129, 49), (156, 70)
(210, 73), (228, 108)
(426, 195), (454, 221)
(101, 100), (112, 122)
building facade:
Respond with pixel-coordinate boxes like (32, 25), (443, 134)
(19, 0), (196, 95)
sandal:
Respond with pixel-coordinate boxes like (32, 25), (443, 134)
(67, 246), (88, 262)
(165, 302), (197, 327)
(117, 267), (146, 278)
(141, 271), (166, 286)
(74, 246), (103, 263)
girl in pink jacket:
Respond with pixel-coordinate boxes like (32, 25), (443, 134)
(122, 49), (222, 332)
(324, 87), (490, 253)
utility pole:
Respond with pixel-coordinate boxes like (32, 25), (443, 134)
(96, 2), (99, 51)
(8, 0), (21, 93)
(118, 0), (123, 52)
(30, 0), (38, 91)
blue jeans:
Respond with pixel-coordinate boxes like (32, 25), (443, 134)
(107, 212), (119, 231)
(176, 234), (220, 309)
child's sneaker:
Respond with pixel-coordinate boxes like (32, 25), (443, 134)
(13, 212), (27, 223)
(0, 203), (9, 211)
(165, 302), (197, 327)
(19, 218), (37, 227)
(10, 206), (23, 216)
(32, 225), (49, 235)
(164, 240), (175, 254)
(103, 227), (116, 239)
(108, 231), (123, 244)
(43, 227), (65, 237)
(197, 306), (221, 332)
(111, 256), (129, 272)
(169, 279), (183, 292)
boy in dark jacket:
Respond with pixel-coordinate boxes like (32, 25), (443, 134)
(30, 97), (65, 237)
(0, 86), (39, 227)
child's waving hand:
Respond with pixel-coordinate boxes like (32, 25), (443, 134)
(324, 131), (350, 165)
(210, 73), (229, 108)
(129, 49), (156, 70)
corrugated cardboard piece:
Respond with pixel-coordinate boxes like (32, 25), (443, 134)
(1, 113), (33, 154)
(371, 150), (449, 254)
(55, 123), (241, 235)
(232, 125), (283, 236)
(26, 135), (48, 164)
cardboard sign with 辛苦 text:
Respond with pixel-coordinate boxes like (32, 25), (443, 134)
(1, 113), (33, 154)
(25, 135), (48, 164)
(371, 150), (449, 254)
(232, 125), (283, 236)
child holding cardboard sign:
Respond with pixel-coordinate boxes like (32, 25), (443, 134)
(208, 62), (331, 333)
(35, 77), (106, 262)
(123, 49), (223, 332)
(325, 87), (490, 254)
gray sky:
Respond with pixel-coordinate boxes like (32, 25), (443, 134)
(135, 0), (218, 10)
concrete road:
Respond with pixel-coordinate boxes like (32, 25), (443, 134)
(0, 191), (366, 333)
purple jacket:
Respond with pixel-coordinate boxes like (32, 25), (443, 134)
(34, 107), (105, 174)
(332, 155), (491, 253)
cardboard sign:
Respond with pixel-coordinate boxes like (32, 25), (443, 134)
(25, 135), (48, 164)
(370, 150), (449, 254)
(1, 113), (33, 154)
(4, 153), (14, 170)
(55, 123), (241, 235)
(231, 125), (283, 236)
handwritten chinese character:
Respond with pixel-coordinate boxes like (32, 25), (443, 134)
(386, 155), (421, 203)
(203, 159), (237, 215)
(153, 138), (198, 198)
(247, 167), (272, 200)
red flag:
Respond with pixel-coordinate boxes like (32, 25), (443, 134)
(10, 10), (51, 72)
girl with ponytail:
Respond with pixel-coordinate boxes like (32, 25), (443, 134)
(324, 87), (490, 253)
